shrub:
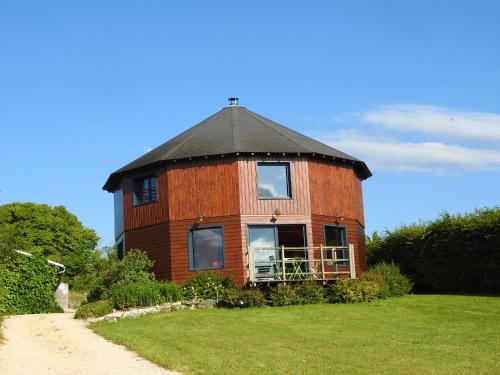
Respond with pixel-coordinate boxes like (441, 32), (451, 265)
(295, 282), (325, 304)
(182, 272), (235, 301)
(369, 262), (412, 297)
(75, 300), (113, 319)
(359, 272), (390, 299)
(328, 279), (363, 303)
(112, 283), (163, 310)
(0, 254), (63, 314)
(87, 249), (155, 302)
(220, 288), (266, 308)
(156, 281), (182, 302)
(268, 284), (301, 306)
(357, 280), (382, 302)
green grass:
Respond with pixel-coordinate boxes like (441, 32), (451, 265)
(91, 295), (500, 374)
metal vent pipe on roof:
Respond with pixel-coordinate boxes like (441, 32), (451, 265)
(228, 97), (239, 106)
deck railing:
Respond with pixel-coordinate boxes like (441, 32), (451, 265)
(248, 245), (356, 283)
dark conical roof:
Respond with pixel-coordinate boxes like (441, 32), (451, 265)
(103, 105), (371, 191)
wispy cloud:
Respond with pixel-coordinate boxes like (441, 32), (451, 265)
(314, 105), (500, 174)
(143, 146), (152, 153)
(359, 104), (500, 144)
(322, 129), (500, 173)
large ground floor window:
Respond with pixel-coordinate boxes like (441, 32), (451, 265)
(188, 226), (224, 271)
(248, 224), (307, 280)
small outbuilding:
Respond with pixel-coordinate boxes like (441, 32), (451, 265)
(103, 98), (372, 286)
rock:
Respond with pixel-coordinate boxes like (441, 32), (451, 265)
(197, 299), (216, 309)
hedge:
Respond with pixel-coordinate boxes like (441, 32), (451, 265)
(0, 254), (62, 314)
(367, 208), (500, 293)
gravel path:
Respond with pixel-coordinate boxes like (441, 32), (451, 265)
(0, 313), (179, 375)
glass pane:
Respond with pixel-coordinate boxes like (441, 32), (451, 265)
(248, 227), (277, 262)
(192, 227), (223, 269)
(325, 226), (345, 246)
(257, 163), (290, 198)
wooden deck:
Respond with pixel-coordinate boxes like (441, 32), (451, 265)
(248, 244), (356, 283)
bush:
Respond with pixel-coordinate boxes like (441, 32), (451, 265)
(328, 279), (382, 304)
(156, 281), (182, 302)
(75, 300), (113, 319)
(328, 279), (363, 303)
(268, 284), (301, 306)
(112, 283), (163, 309)
(220, 288), (266, 308)
(0, 254), (63, 314)
(359, 272), (390, 299)
(369, 262), (412, 297)
(182, 272), (235, 301)
(295, 282), (325, 304)
(87, 249), (155, 302)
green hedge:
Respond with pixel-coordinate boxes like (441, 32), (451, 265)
(0, 254), (62, 314)
(367, 208), (500, 293)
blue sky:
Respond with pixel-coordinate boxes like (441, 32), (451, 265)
(1, 1), (499, 246)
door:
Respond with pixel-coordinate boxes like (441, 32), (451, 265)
(248, 226), (278, 280)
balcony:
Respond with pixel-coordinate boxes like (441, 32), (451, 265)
(248, 245), (356, 283)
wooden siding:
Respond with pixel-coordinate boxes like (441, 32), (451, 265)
(238, 156), (311, 216)
(125, 222), (171, 280)
(123, 166), (169, 231)
(308, 160), (364, 226)
(310, 215), (365, 277)
(168, 215), (245, 285)
(167, 158), (240, 221)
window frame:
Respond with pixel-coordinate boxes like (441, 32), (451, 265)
(132, 175), (158, 206)
(323, 224), (349, 264)
(256, 161), (293, 200)
(188, 225), (225, 271)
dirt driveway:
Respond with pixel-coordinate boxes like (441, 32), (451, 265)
(0, 313), (179, 375)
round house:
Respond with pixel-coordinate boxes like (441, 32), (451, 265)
(103, 99), (372, 285)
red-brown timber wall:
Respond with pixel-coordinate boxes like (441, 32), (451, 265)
(308, 160), (365, 226)
(168, 215), (245, 285)
(125, 222), (171, 280)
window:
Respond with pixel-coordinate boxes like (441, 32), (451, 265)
(188, 226), (224, 271)
(257, 162), (291, 199)
(116, 239), (124, 260)
(324, 225), (349, 265)
(133, 176), (157, 206)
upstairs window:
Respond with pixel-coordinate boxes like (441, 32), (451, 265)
(133, 176), (157, 206)
(257, 162), (292, 199)
(189, 226), (224, 271)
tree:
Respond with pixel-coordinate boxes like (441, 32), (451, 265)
(0, 203), (99, 285)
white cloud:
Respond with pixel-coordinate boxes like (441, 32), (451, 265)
(359, 104), (500, 144)
(143, 146), (152, 153)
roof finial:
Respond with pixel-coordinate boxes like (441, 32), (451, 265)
(228, 97), (239, 106)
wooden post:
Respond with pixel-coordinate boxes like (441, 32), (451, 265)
(281, 245), (286, 281)
(248, 247), (254, 284)
(319, 244), (325, 280)
(349, 244), (356, 279)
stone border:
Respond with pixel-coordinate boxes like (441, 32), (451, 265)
(87, 299), (217, 323)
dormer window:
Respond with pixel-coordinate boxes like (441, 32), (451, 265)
(133, 176), (157, 206)
(257, 162), (292, 199)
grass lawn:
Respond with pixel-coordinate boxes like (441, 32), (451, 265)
(92, 295), (500, 374)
